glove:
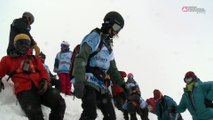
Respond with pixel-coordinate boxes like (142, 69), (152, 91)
(147, 105), (153, 112)
(0, 80), (5, 92)
(38, 79), (49, 95)
(205, 99), (213, 108)
(74, 81), (85, 99)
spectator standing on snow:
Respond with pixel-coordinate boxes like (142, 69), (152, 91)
(7, 11), (40, 56)
(153, 89), (183, 120)
(0, 33), (65, 120)
(123, 73), (149, 120)
(54, 41), (72, 95)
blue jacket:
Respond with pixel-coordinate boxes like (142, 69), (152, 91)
(155, 95), (178, 120)
(177, 79), (213, 120)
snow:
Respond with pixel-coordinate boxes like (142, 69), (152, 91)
(0, 76), (157, 120)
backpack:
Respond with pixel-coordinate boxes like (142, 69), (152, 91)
(69, 37), (104, 79)
(69, 44), (80, 79)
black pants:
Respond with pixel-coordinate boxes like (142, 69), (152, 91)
(97, 92), (116, 120)
(113, 93), (129, 120)
(79, 86), (116, 120)
(113, 92), (126, 111)
(16, 86), (66, 120)
(50, 78), (61, 91)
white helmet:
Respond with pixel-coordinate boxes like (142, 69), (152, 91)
(61, 41), (70, 46)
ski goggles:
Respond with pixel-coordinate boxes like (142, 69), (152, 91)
(15, 39), (31, 48)
(184, 77), (193, 83)
(112, 23), (122, 32)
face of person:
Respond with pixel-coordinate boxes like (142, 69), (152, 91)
(108, 23), (122, 38)
(61, 44), (69, 52)
(184, 77), (193, 84)
(15, 39), (31, 55)
(38, 56), (45, 63)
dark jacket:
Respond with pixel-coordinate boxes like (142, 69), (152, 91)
(7, 18), (36, 55)
(155, 95), (178, 120)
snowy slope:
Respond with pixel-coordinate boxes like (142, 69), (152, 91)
(0, 76), (157, 120)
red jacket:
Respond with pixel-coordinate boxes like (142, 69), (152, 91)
(0, 55), (50, 94)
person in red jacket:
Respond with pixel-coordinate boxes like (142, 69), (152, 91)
(0, 34), (65, 120)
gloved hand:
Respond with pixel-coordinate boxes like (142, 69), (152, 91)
(147, 105), (153, 112)
(0, 79), (5, 92)
(38, 79), (49, 95)
(205, 99), (213, 108)
(74, 81), (85, 99)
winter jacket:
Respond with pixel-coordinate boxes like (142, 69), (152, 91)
(111, 83), (124, 96)
(54, 51), (72, 73)
(0, 55), (50, 94)
(126, 80), (141, 95)
(72, 28), (125, 94)
(155, 95), (178, 120)
(176, 79), (213, 120)
(146, 97), (157, 113)
(7, 18), (38, 55)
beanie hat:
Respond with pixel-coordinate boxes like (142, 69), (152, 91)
(184, 71), (197, 79)
(14, 34), (31, 45)
(39, 52), (46, 59)
(61, 41), (70, 46)
(120, 71), (127, 78)
(127, 73), (134, 78)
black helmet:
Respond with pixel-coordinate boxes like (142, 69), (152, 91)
(22, 12), (34, 24)
(103, 11), (124, 29)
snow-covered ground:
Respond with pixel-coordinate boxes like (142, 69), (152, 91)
(0, 76), (157, 120)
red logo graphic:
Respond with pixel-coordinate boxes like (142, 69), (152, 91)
(182, 6), (189, 12)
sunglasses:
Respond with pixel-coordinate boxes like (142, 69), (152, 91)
(112, 23), (122, 32)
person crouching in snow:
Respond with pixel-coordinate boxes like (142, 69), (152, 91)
(111, 71), (129, 120)
(122, 73), (149, 120)
(54, 41), (72, 95)
(38, 52), (61, 91)
(0, 34), (66, 120)
(153, 89), (183, 120)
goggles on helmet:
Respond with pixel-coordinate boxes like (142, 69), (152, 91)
(184, 77), (193, 84)
(112, 23), (122, 32)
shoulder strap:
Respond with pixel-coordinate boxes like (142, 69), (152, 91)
(89, 39), (103, 59)
(6, 55), (38, 81)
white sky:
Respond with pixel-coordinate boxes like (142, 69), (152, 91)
(1, 0), (213, 119)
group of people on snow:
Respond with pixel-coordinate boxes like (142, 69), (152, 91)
(0, 11), (213, 120)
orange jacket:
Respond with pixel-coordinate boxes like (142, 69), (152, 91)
(0, 55), (50, 94)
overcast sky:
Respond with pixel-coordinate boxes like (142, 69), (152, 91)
(1, 0), (213, 119)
